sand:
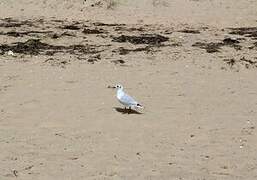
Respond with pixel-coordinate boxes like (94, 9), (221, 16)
(0, 0), (257, 179)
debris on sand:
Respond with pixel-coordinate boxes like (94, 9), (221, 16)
(7, 50), (14, 56)
(44, 58), (69, 68)
(193, 37), (242, 53)
(12, 170), (18, 177)
(112, 34), (169, 45)
(192, 42), (223, 53)
(93, 22), (125, 27)
(61, 24), (80, 30)
(0, 39), (62, 55)
(223, 57), (257, 69)
(0, 39), (100, 56)
(113, 46), (152, 55)
(0, 18), (256, 70)
(229, 27), (257, 39)
(223, 37), (242, 50)
(224, 58), (236, 67)
(250, 41), (257, 49)
(223, 37), (240, 44)
(114, 26), (145, 32)
(178, 29), (200, 34)
(82, 28), (105, 34)
(87, 54), (101, 64)
(111, 59), (125, 64)
(0, 30), (53, 37)
(240, 57), (257, 68)
(0, 18), (33, 28)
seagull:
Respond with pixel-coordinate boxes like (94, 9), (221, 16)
(110, 84), (143, 109)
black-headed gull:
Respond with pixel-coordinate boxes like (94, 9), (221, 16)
(110, 84), (143, 109)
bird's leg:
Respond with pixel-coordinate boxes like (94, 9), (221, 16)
(128, 106), (132, 114)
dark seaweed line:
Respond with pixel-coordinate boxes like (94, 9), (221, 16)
(0, 39), (101, 56)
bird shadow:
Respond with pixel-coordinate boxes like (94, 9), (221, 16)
(114, 107), (143, 115)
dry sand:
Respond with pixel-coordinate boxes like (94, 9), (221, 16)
(0, 0), (257, 179)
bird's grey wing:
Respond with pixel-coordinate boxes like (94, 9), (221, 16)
(120, 93), (137, 105)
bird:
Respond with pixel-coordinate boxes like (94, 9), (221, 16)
(111, 84), (143, 110)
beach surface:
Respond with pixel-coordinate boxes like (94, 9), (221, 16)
(0, 0), (257, 179)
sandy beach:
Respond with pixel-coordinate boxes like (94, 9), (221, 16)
(0, 0), (257, 179)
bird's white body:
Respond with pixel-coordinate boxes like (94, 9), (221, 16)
(115, 84), (143, 109)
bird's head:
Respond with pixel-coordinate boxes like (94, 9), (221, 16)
(107, 84), (123, 90)
(114, 84), (123, 90)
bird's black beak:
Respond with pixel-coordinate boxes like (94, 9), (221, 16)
(107, 85), (116, 89)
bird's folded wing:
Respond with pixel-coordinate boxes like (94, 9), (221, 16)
(120, 93), (137, 105)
